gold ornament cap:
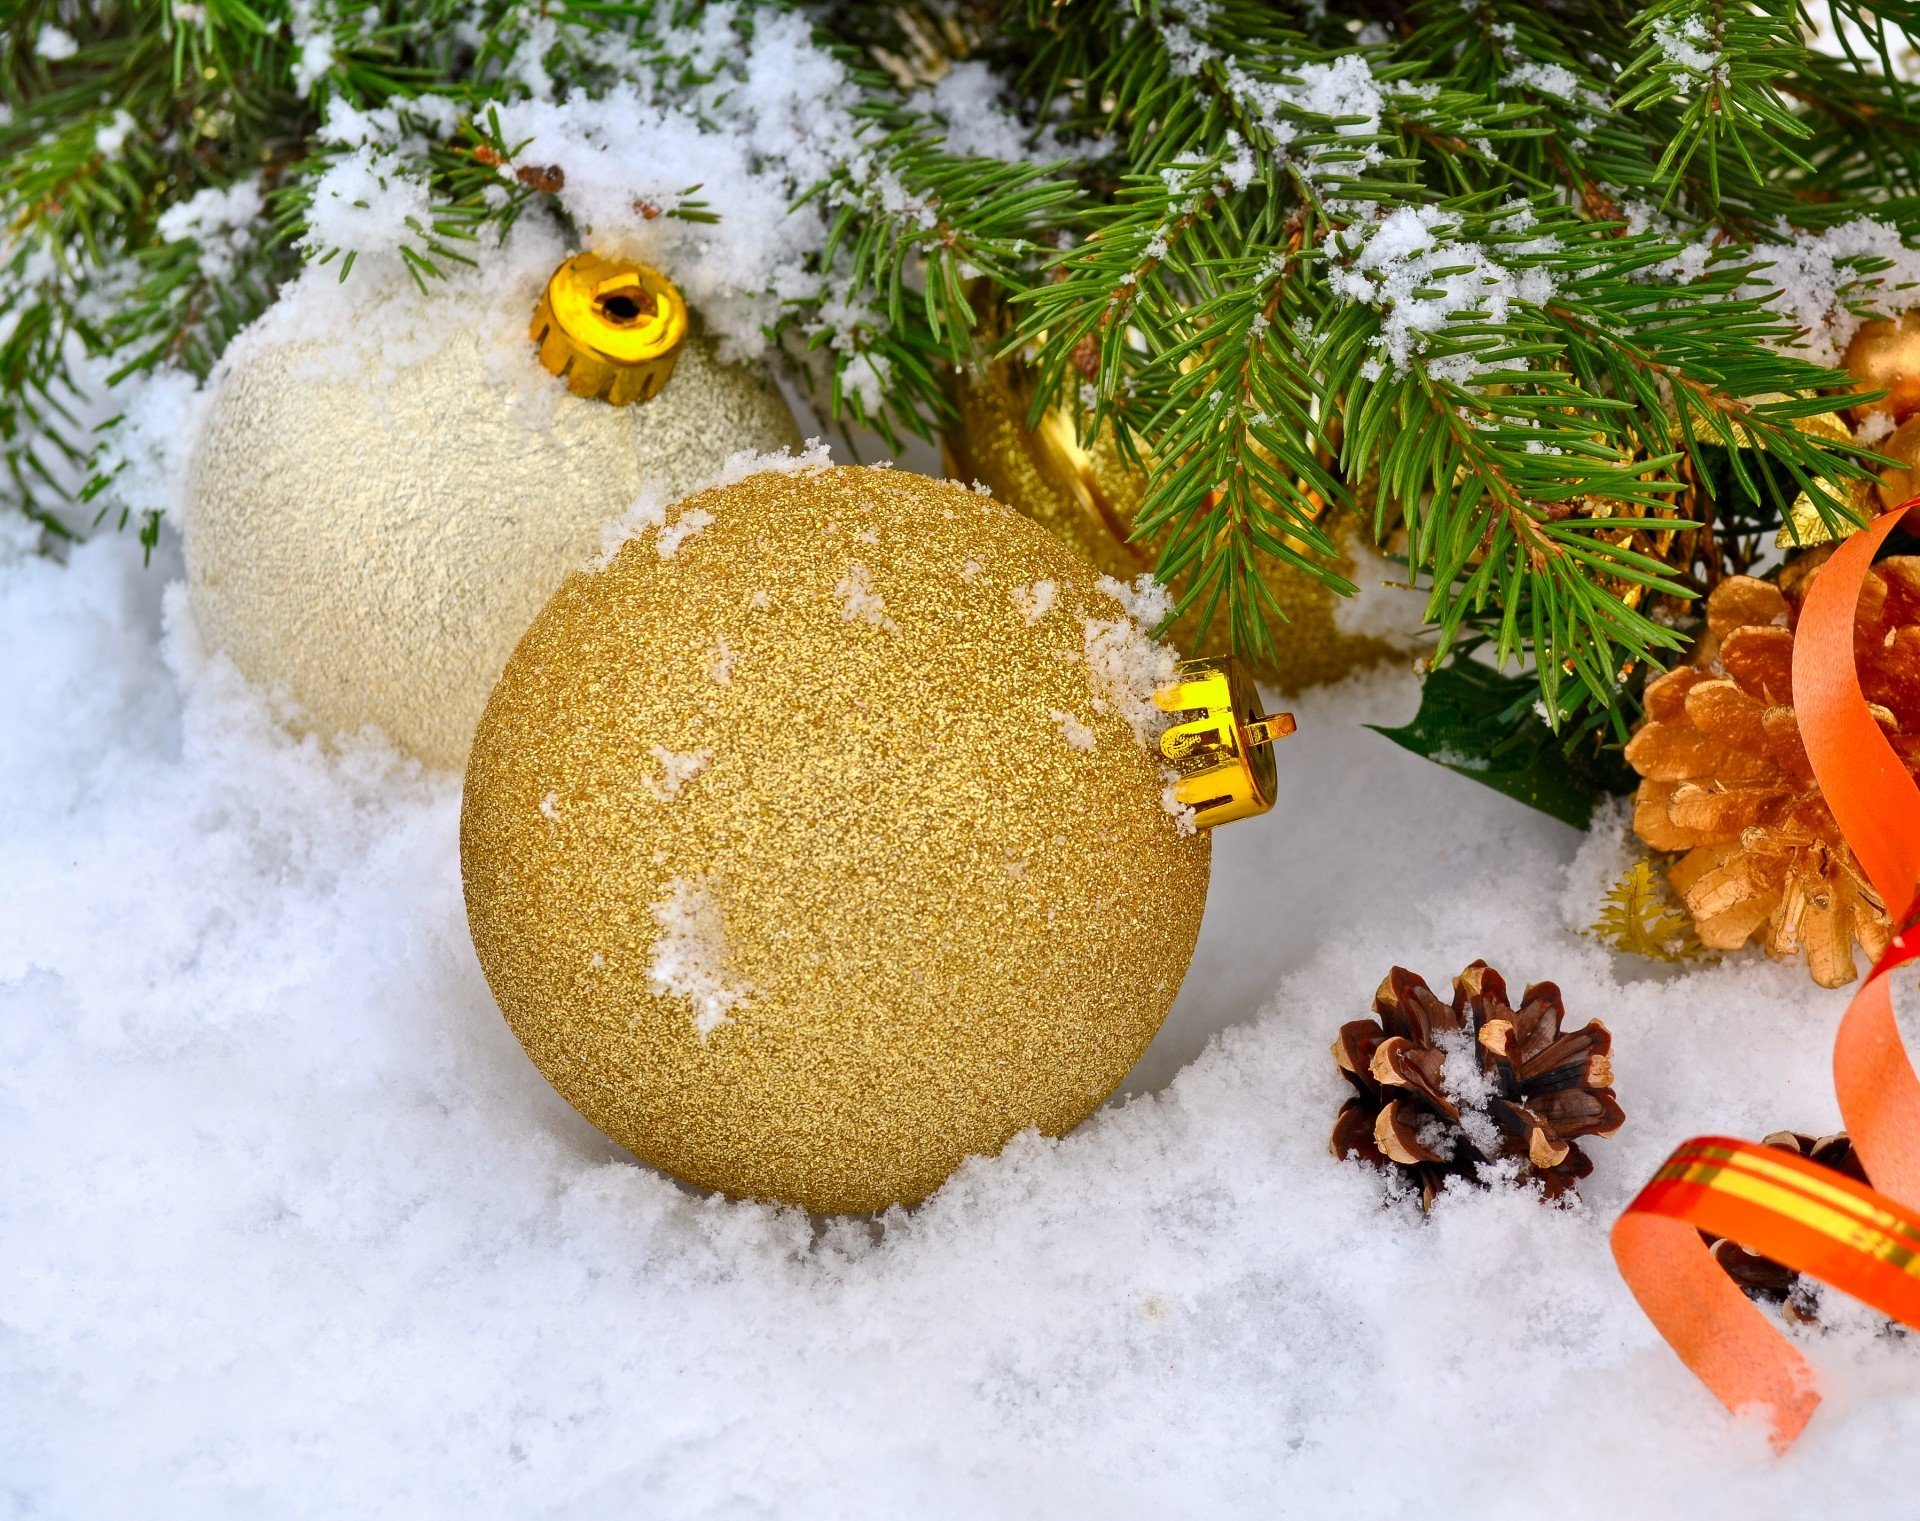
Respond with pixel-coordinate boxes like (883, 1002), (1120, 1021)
(532, 252), (688, 406)
(1154, 656), (1295, 828)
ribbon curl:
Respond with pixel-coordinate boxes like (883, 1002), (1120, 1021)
(1613, 505), (1920, 1450)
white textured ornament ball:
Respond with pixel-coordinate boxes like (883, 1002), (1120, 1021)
(185, 271), (801, 769)
(461, 464), (1212, 1213)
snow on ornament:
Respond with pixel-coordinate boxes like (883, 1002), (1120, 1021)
(184, 249), (802, 770)
(460, 462), (1292, 1212)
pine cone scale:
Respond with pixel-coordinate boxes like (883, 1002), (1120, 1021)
(1643, 665), (1705, 721)
(1633, 781), (1693, 851)
(1683, 678), (1767, 749)
(1721, 626), (1795, 704)
(1331, 1099), (1385, 1165)
(1374, 1101), (1441, 1166)
(1623, 722), (1725, 780)
(1666, 782), (1784, 835)
(1706, 576), (1789, 639)
(1760, 707), (1814, 782)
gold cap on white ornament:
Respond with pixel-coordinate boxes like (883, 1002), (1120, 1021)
(531, 252), (688, 406)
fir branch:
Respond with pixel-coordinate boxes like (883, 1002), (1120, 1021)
(1618, 0), (1814, 208)
(6, 0), (1920, 742)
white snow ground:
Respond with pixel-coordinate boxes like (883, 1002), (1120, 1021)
(6, 524), (1920, 1518)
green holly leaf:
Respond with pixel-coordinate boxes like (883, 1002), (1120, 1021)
(1369, 660), (1637, 829)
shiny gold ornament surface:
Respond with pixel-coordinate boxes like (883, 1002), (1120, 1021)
(1872, 415), (1920, 512)
(461, 464), (1212, 1213)
(186, 258), (801, 770)
(1843, 311), (1920, 428)
(943, 357), (1402, 691)
(531, 252), (687, 406)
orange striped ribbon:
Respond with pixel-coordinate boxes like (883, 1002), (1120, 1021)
(1613, 505), (1920, 1448)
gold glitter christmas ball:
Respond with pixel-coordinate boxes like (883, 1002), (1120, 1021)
(185, 269), (801, 770)
(461, 464), (1211, 1213)
(943, 354), (1404, 692)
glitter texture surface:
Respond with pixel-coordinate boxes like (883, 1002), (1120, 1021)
(186, 324), (800, 770)
(460, 465), (1212, 1212)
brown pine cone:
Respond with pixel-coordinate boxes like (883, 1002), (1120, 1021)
(1330, 962), (1625, 1210)
(1702, 1131), (1868, 1323)
(1625, 554), (1920, 988)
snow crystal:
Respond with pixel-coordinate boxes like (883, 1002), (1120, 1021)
(1324, 204), (1560, 380)
(1049, 710), (1096, 752)
(908, 61), (1055, 163)
(156, 178), (265, 282)
(643, 746), (710, 803)
(1159, 776), (1199, 837)
(1434, 1026), (1504, 1160)
(288, 0), (340, 96)
(300, 147), (431, 267)
(1501, 60), (1611, 115)
(709, 634), (734, 686)
(647, 874), (751, 1037)
(88, 369), (209, 533)
(93, 110), (135, 157)
(34, 24), (76, 59)
(1858, 410), (1898, 445)
(1744, 218), (1920, 366)
(1653, 15), (1726, 82)
(1010, 579), (1058, 624)
(838, 354), (891, 415)
(654, 506), (714, 559)
(1150, 33), (1436, 196)
(1095, 571), (1175, 630)
(1083, 578), (1179, 746)
(254, 3), (936, 373)
(1623, 208), (1920, 364)
(834, 562), (895, 631)
(264, 6), (938, 370)
(590, 490), (671, 571)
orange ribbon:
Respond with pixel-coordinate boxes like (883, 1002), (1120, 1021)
(1613, 505), (1920, 1449)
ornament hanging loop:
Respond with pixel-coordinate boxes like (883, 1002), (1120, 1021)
(1154, 656), (1295, 829)
(532, 251), (688, 406)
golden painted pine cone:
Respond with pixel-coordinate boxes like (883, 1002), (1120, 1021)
(1330, 962), (1624, 1210)
(1625, 554), (1920, 988)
